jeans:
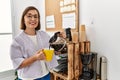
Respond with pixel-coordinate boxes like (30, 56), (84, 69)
(18, 73), (50, 80)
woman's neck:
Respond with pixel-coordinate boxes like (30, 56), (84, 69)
(24, 29), (36, 35)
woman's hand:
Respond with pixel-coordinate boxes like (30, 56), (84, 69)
(35, 49), (46, 60)
(60, 31), (66, 38)
(19, 49), (46, 68)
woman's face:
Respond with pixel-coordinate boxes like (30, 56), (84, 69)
(24, 10), (39, 30)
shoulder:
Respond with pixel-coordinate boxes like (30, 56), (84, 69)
(12, 31), (25, 45)
(14, 31), (24, 40)
(37, 30), (50, 37)
(37, 30), (48, 34)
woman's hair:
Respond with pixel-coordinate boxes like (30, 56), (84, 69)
(20, 6), (40, 30)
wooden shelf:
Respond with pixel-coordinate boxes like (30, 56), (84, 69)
(50, 43), (81, 80)
(50, 70), (68, 80)
(50, 70), (100, 80)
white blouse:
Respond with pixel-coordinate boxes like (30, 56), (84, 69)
(10, 30), (58, 79)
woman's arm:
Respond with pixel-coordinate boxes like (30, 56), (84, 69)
(18, 50), (46, 69)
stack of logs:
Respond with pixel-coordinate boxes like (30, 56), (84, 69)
(50, 25), (91, 80)
(67, 24), (90, 80)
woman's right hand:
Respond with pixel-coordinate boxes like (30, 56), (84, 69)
(19, 49), (46, 68)
(35, 49), (46, 60)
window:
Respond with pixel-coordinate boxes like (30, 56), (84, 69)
(0, 0), (13, 72)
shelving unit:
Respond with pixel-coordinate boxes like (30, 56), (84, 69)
(50, 41), (100, 80)
(50, 70), (68, 80)
(50, 42), (82, 80)
(49, 24), (101, 80)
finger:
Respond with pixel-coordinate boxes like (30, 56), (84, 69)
(37, 49), (44, 54)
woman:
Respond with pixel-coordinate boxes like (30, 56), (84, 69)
(10, 6), (58, 80)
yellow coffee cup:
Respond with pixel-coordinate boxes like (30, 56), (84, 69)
(43, 48), (54, 61)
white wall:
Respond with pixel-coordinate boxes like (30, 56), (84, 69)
(11, 0), (120, 80)
(80, 0), (120, 80)
(0, 70), (16, 80)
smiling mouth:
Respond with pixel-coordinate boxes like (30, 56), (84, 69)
(29, 22), (37, 25)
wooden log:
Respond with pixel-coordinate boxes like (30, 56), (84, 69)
(71, 31), (79, 43)
(79, 24), (87, 42)
(74, 43), (80, 80)
(67, 43), (74, 80)
(80, 41), (91, 53)
(84, 41), (90, 53)
(50, 73), (54, 80)
(79, 43), (82, 78)
(79, 42), (85, 53)
(50, 70), (67, 80)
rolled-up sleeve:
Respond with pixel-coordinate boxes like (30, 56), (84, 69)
(10, 40), (24, 70)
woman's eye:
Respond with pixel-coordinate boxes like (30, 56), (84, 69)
(34, 16), (38, 18)
(27, 16), (32, 18)
(26, 15), (38, 19)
